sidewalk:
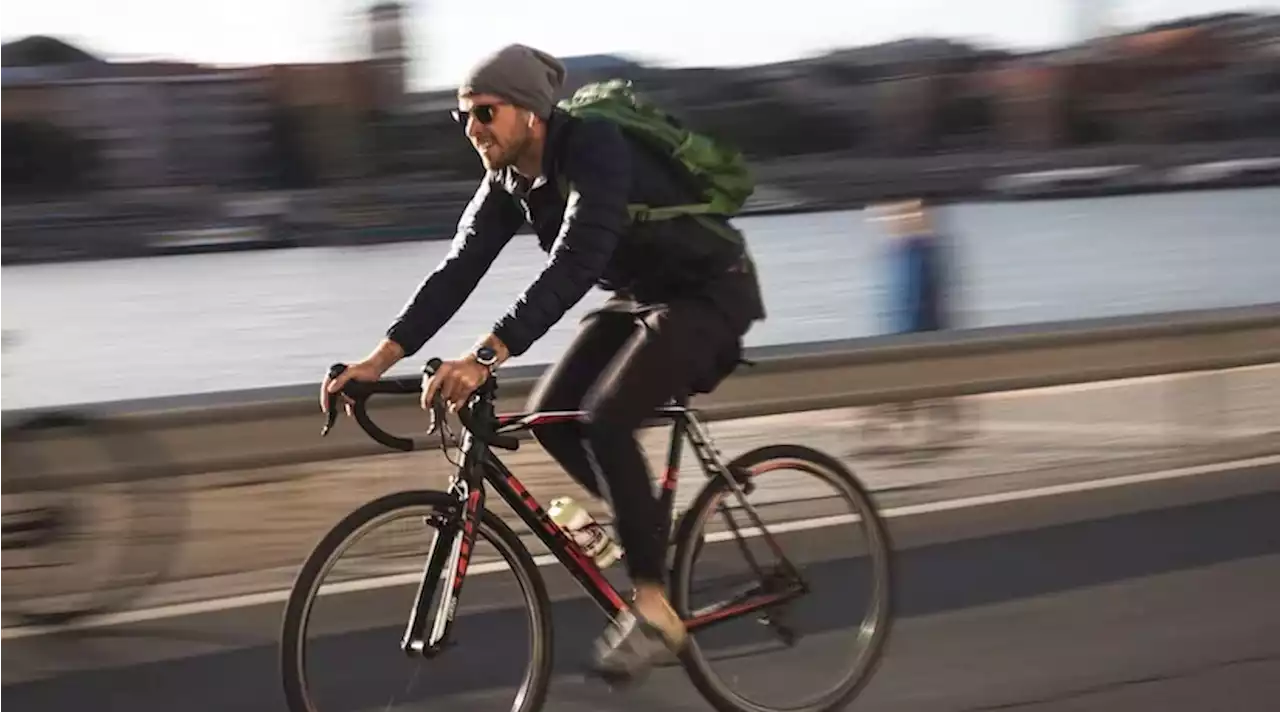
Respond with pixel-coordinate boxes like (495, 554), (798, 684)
(5, 366), (1278, 615)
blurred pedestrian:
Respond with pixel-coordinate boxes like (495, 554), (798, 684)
(862, 197), (968, 448)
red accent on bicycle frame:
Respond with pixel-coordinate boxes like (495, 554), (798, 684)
(455, 488), (483, 584)
(660, 465), (678, 492)
(685, 590), (798, 630)
(505, 472), (628, 612)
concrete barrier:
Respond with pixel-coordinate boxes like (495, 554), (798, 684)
(9, 304), (1279, 480)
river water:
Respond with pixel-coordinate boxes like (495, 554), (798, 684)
(3, 187), (1278, 410)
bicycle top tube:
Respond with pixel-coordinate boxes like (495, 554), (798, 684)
(320, 352), (754, 455)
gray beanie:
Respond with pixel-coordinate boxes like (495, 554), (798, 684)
(458, 44), (567, 119)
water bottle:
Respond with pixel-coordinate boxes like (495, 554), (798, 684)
(547, 497), (623, 569)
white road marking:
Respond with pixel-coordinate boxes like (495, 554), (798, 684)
(840, 420), (1272, 439)
(3, 453), (1277, 640)
(964, 363), (1275, 398)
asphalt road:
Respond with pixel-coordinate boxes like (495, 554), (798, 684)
(4, 461), (1279, 712)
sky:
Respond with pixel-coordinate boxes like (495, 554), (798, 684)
(4, 0), (1278, 90)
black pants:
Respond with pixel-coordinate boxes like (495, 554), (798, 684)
(527, 296), (745, 584)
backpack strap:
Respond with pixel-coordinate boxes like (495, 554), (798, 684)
(556, 174), (728, 224)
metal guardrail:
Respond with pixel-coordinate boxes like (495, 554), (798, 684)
(12, 304), (1280, 478)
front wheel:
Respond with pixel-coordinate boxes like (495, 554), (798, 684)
(670, 444), (894, 712)
(1, 410), (185, 627)
(280, 489), (554, 712)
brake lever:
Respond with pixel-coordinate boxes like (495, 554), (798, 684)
(321, 363), (347, 437)
(422, 357), (448, 437)
(322, 397), (339, 436)
(425, 396), (448, 436)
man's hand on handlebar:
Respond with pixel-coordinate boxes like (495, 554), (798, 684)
(321, 339), (405, 417)
(320, 358), (521, 451)
(322, 360), (389, 418)
(422, 356), (491, 414)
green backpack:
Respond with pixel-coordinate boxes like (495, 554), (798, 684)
(556, 79), (755, 235)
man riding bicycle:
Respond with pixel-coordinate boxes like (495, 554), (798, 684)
(322, 43), (766, 683)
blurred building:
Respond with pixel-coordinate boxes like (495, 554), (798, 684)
(1, 1), (415, 193)
(4, 7), (1280, 204)
(872, 74), (940, 154)
(2, 69), (67, 122)
(368, 0), (409, 112)
(1060, 25), (1238, 144)
(63, 71), (272, 189)
(975, 17), (1271, 149)
(3, 57), (271, 190)
(258, 62), (379, 182)
(985, 60), (1066, 149)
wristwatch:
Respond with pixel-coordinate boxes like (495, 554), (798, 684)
(473, 345), (499, 371)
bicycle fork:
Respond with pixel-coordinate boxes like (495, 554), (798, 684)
(401, 478), (484, 658)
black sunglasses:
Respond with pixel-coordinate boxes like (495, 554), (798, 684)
(450, 104), (501, 126)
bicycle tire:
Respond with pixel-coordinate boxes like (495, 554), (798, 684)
(1, 410), (186, 627)
(279, 489), (554, 712)
(670, 444), (894, 712)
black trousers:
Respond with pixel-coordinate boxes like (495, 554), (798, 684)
(527, 296), (745, 583)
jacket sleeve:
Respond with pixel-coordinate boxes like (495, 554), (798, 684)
(491, 119), (631, 357)
(385, 175), (523, 357)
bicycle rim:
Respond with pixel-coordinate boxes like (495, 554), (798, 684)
(671, 444), (894, 712)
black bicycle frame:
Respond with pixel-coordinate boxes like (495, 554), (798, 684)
(398, 403), (807, 658)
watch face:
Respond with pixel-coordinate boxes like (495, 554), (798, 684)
(476, 346), (497, 364)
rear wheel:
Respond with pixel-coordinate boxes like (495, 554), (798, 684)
(670, 444), (894, 712)
(280, 489), (554, 712)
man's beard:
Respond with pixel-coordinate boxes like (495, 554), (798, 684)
(481, 126), (531, 171)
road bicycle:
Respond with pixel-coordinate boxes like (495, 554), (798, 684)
(280, 357), (894, 712)
(1, 332), (186, 628)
